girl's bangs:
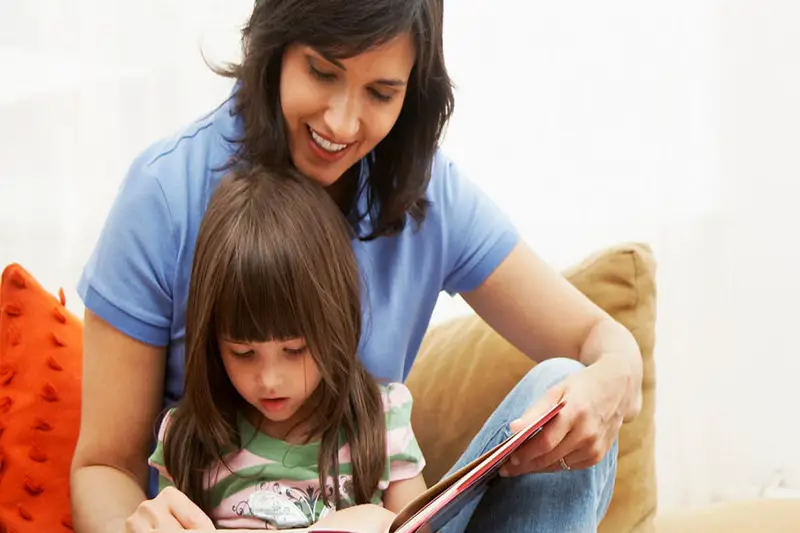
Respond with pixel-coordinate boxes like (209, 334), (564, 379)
(212, 241), (308, 344)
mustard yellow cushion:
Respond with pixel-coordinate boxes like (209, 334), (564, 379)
(406, 243), (657, 533)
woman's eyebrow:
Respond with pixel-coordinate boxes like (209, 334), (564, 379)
(314, 51), (408, 87)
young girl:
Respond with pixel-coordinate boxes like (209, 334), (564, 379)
(147, 166), (427, 529)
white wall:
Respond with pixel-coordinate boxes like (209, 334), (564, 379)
(433, 0), (720, 319)
(2, 0), (799, 511)
(438, 0), (800, 509)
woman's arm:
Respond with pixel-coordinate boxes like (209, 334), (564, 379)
(70, 310), (213, 533)
(70, 310), (164, 533)
(460, 240), (643, 475)
(461, 241), (643, 420)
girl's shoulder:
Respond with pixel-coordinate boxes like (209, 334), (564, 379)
(378, 382), (415, 423)
(378, 382), (414, 405)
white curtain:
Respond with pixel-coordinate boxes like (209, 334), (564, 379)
(2, 0), (799, 511)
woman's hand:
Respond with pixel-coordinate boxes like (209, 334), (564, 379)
(123, 486), (215, 532)
(500, 354), (636, 476)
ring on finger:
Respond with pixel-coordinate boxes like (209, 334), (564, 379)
(558, 457), (571, 471)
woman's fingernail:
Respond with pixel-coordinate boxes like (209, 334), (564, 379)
(510, 456), (520, 466)
(499, 467), (509, 477)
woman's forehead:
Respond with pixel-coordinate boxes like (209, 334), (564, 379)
(308, 32), (416, 81)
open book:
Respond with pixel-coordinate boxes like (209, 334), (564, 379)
(299, 399), (566, 533)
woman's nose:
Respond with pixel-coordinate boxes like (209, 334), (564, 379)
(324, 92), (361, 141)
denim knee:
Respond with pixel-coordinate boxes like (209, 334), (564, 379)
(505, 357), (586, 414)
(454, 358), (619, 533)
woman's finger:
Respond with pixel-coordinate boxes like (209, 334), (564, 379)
(525, 427), (585, 473)
(541, 424), (618, 473)
(534, 397), (616, 473)
(501, 410), (574, 477)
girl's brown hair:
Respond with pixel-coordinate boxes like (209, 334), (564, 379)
(215, 0), (454, 241)
(162, 166), (386, 513)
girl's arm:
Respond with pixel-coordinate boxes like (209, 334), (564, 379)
(380, 383), (429, 514)
(382, 473), (428, 514)
(70, 310), (213, 533)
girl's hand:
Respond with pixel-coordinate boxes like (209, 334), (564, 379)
(501, 355), (634, 476)
(311, 504), (396, 533)
(124, 486), (215, 532)
(171, 504), (396, 533)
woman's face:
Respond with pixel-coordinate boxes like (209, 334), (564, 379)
(280, 33), (415, 188)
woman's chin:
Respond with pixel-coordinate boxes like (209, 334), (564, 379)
(289, 151), (338, 185)
(301, 166), (342, 188)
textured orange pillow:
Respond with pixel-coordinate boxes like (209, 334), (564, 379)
(0, 263), (82, 532)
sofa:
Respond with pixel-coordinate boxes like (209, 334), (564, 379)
(1, 243), (800, 532)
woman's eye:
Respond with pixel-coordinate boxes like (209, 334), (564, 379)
(368, 87), (393, 103)
(309, 64), (336, 82)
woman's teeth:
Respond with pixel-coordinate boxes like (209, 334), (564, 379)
(309, 127), (348, 152)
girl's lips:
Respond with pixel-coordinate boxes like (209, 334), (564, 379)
(259, 398), (289, 413)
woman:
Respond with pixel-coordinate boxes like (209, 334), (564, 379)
(70, 0), (643, 532)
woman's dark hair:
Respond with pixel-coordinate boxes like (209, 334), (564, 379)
(216, 0), (454, 240)
(162, 166), (386, 513)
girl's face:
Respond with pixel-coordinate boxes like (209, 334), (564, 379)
(219, 336), (322, 438)
(279, 33), (415, 188)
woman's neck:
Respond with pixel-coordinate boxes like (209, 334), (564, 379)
(326, 165), (359, 213)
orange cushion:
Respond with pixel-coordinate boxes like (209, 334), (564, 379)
(0, 263), (83, 532)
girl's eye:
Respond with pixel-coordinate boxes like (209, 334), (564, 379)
(231, 349), (255, 359)
(284, 345), (308, 357)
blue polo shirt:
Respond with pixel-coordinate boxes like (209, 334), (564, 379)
(78, 90), (519, 496)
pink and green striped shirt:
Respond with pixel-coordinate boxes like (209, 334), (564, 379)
(148, 382), (425, 529)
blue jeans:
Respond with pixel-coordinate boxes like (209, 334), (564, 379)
(440, 358), (618, 533)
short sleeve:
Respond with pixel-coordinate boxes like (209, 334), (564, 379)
(77, 154), (178, 346)
(433, 153), (520, 295)
(381, 383), (425, 485)
(148, 408), (176, 488)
